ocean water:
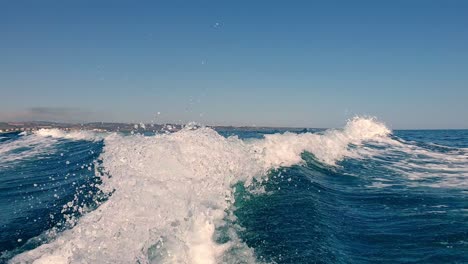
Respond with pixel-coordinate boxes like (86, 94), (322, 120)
(0, 117), (466, 264)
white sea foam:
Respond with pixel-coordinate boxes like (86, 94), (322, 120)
(0, 129), (100, 166)
(358, 137), (468, 188)
(0, 134), (58, 165)
(34, 129), (100, 141)
(250, 116), (391, 168)
(9, 117), (392, 264)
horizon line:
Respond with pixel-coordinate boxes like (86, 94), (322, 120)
(1, 120), (468, 131)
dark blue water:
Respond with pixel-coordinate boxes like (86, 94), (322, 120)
(0, 128), (467, 263)
(0, 133), (104, 261)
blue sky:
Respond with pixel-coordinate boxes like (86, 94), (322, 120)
(1, 0), (467, 128)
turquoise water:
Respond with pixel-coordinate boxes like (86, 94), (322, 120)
(0, 121), (467, 263)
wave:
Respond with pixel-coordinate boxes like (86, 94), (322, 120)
(354, 136), (468, 188)
(0, 134), (58, 166)
(250, 116), (390, 168)
(6, 117), (467, 263)
(8, 117), (391, 264)
(34, 129), (100, 141)
(0, 129), (99, 167)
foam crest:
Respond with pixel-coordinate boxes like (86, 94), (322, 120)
(34, 129), (99, 141)
(9, 117), (391, 264)
(250, 116), (390, 168)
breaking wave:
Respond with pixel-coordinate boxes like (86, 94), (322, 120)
(5, 117), (467, 263)
(7, 117), (390, 263)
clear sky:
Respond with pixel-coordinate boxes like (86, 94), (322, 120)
(1, 0), (467, 129)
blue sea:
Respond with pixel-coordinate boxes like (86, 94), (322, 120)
(0, 117), (467, 264)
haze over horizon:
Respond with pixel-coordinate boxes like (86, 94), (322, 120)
(1, 1), (467, 129)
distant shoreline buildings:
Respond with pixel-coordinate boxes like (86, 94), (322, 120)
(0, 121), (174, 133)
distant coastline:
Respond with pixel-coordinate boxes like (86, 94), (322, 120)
(0, 121), (313, 134)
